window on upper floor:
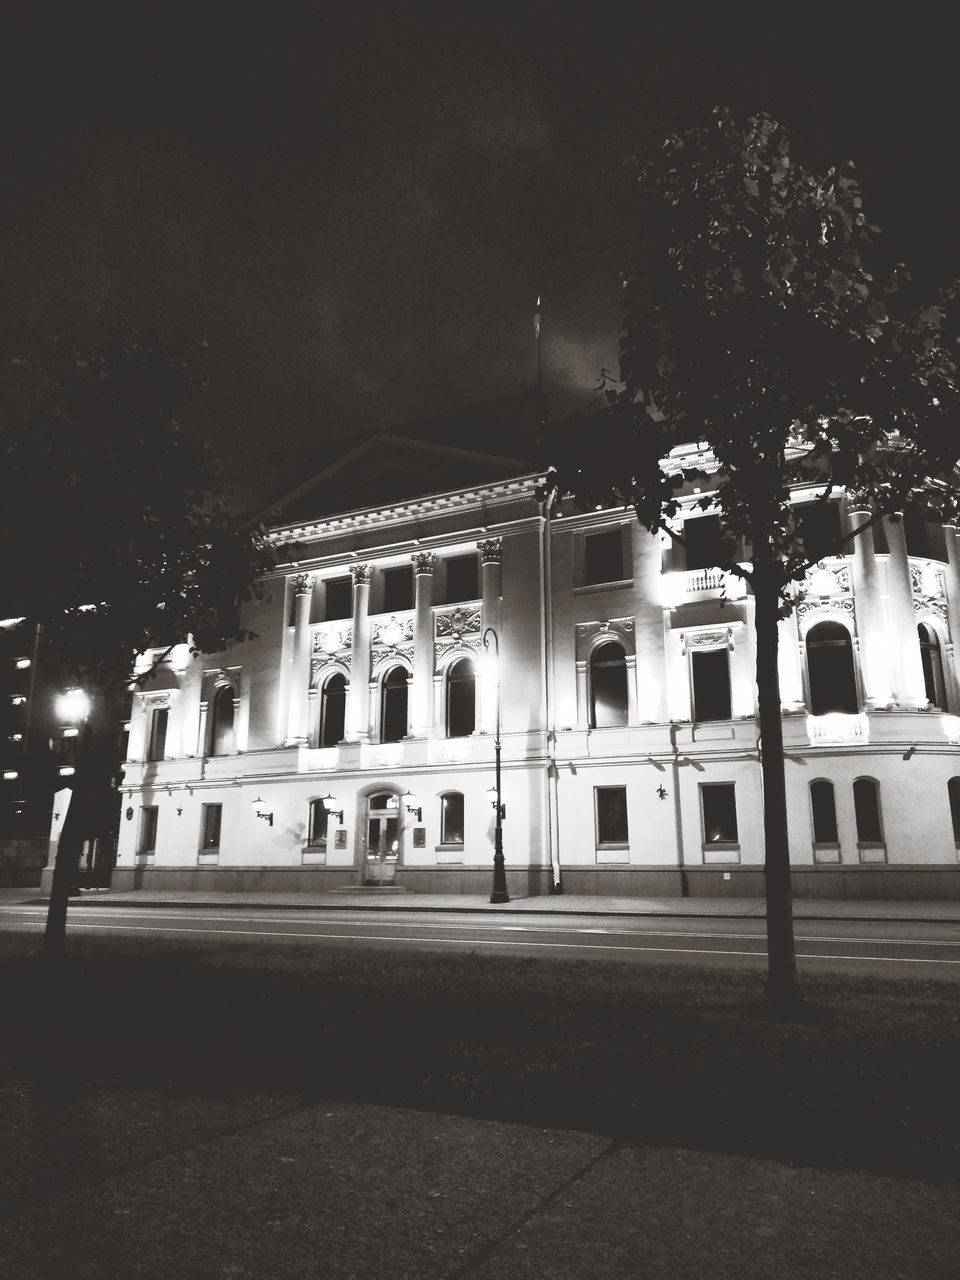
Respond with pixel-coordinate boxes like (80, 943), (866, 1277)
(440, 792), (464, 846)
(146, 706), (167, 762)
(589, 642), (628, 728)
(683, 515), (722, 571)
(324, 576), (353, 622)
(210, 685), (236, 756)
(810, 780), (838, 845)
(691, 647), (732, 722)
(853, 777), (883, 844)
(318, 673), (347, 747)
(380, 666), (409, 743)
(446, 659), (476, 738)
(918, 623), (947, 709)
(383, 566), (413, 612)
(794, 502), (843, 562)
(584, 529), (624, 585)
(445, 554), (478, 604)
(806, 622), (858, 715)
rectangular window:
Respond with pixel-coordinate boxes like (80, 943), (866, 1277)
(810, 780), (839, 844)
(445, 554), (478, 603)
(949, 779), (960, 844)
(200, 803), (222, 850)
(307, 798), (327, 847)
(146, 707), (168, 762)
(584, 529), (624, 585)
(440, 792), (464, 845)
(324, 576), (353, 621)
(383, 566), (413, 612)
(795, 503), (843, 560)
(595, 786), (628, 846)
(853, 778), (883, 844)
(139, 806), (158, 853)
(683, 515), (722, 571)
(701, 784), (738, 844)
(691, 648), (732, 721)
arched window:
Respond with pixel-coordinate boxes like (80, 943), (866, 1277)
(853, 777), (883, 844)
(810, 779), (838, 844)
(440, 792), (464, 846)
(319, 673), (347, 747)
(446, 659), (476, 737)
(210, 685), (236, 756)
(948, 778), (960, 845)
(307, 798), (327, 848)
(590, 642), (628, 728)
(918, 623), (946, 709)
(380, 666), (408, 743)
(806, 621), (858, 715)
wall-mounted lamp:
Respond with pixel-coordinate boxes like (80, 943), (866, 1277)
(402, 790), (422, 822)
(485, 784), (506, 821)
(321, 793), (344, 824)
(251, 796), (274, 827)
(656, 784), (668, 800)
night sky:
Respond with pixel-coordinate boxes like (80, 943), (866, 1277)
(2, 4), (957, 506)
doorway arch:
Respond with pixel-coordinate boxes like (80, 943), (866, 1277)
(362, 788), (402, 884)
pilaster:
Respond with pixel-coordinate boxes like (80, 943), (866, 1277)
(411, 551), (436, 736)
(285, 574), (313, 744)
(346, 564), (371, 741)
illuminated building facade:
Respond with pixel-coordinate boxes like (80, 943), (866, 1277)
(102, 429), (960, 899)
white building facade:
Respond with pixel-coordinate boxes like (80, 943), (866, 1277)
(102, 436), (960, 900)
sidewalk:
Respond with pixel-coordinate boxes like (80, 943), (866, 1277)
(5, 884), (960, 922)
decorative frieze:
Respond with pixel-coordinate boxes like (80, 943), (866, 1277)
(411, 551), (437, 574)
(575, 618), (636, 659)
(796, 596), (856, 630)
(478, 538), (502, 565)
(371, 612), (416, 666)
(805, 562), (852, 597)
(680, 626), (736, 655)
(312, 624), (352, 656)
(434, 604), (482, 663)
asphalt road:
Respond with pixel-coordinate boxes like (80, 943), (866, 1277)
(2, 902), (959, 978)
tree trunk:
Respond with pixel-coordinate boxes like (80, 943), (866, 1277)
(753, 571), (799, 1006)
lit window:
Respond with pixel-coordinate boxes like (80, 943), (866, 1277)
(318, 673), (347, 747)
(595, 786), (628, 845)
(200, 803), (222, 850)
(691, 648), (731, 721)
(806, 622), (857, 715)
(590, 643), (628, 728)
(440, 792), (464, 846)
(446, 659), (476, 737)
(853, 778), (883, 844)
(810, 780), (838, 844)
(701, 784), (738, 844)
(584, 529), (623, 585)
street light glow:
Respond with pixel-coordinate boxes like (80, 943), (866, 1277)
(55, 688), (91, 724)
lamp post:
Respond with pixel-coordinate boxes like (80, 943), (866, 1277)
(43, 686), (92, 958)
(482, 627), (509, 903)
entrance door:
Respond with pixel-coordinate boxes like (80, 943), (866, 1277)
(363, 792), (400, 884)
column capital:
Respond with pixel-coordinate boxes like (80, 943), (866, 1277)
(411, 551), (437, 575)
(351, 563), (370, 585)
(291, 573), (313, 594)
(479, 538), (502, 565)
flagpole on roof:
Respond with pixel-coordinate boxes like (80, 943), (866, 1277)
(534, 294), (544, 423)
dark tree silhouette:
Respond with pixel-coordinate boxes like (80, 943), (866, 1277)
(1, 328), (275, 959)
(548, 109), (960, 1004)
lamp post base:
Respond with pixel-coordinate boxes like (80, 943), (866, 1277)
(490, 834), (509, 903)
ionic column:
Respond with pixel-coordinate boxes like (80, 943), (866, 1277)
(883, 515), (927, 707)
(479, 539), (502, 734)
(345, 564), (371, 741)
(285, 574), (314, 744)
(410, 552), (436, 736)
(848, 507), (892, 707)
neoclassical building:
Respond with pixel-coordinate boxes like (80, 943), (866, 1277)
(103, 422), (960, 899)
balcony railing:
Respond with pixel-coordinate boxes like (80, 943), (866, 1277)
(806, 712), (869, 745)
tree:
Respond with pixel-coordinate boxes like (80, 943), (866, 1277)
(548, 109), (960, 1004)
(0, 327), (275, 959)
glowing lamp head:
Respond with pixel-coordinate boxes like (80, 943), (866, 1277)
(55, 688), (91, 725)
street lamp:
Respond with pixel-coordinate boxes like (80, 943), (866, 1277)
(482, 626), (509, 903)
(251, 796), (274, 827)
(55, 687), (91, 725)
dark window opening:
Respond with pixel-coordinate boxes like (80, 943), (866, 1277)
(447, 659), (476, 738)
(691, 648), (732, 721)
(584, 529), (624, 585)
(308, 798), (327, 847)
(807, 622), (858, 715)
(383, 566), (413, 612)
(139, 806), (158, 853)
(795, 503), (843, 561)
(324, 576), (353, 622)
(683, 515), (722, 571)
(595, 786), (628, 845)
(590, 642), (629, 728)
(701, 784), (738, 843)
(210, 686), (236, 756)
(810, 780), (838, 844)
(319, 674), (347, 747)
(441, 792), (464, 845)
(918, 624), (946, 709)
(948, 778), (960, 844)
(201, 803), (221, 850)
(853, 778), (883, 843)
(445, 555), (478, 603)
(381, 667), (408, 743)
(146, 707), (167, 762)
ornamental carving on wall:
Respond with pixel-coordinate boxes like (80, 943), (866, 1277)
(351, 563), (370, 585)
(804, 563), (851, 597)
(372, 614), (416, 667)
(681, 627), (734, 655)
(312, 623), (352, 656)
(290, 573), (313, 594)
(310, 654), (351, 686)
(915, 599), (948, 624)
(796, 596), (857, 631)
(434, 605), (482, 664)
(411, 551), (437, 574)
(575, 618), (635, 659)
(478, 538), (502, 564)
(910, 563), (945, 601)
